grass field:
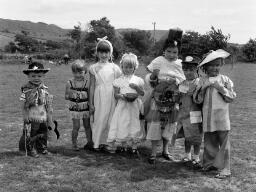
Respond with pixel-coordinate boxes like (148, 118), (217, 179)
(0, 60), (256, 192)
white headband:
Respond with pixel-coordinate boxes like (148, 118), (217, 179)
(96, 36), (113, 55)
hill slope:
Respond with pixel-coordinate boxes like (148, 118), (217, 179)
(0, 18), (70, 49)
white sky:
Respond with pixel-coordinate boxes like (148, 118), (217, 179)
(0, 0), (255, 44)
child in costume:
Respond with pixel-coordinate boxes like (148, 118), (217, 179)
(193, 49), (236, 178)
(65, 60), (93, 151)
(89, 36), (122, 151)
(107, 53), (145, 154)
(20, 62), (54, 157)
(144, 29), (186, 164)
(174, 55), (203, 168)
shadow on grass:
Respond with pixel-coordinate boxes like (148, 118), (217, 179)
(0, 151), (24, 159)
(48, 145), (198, 182)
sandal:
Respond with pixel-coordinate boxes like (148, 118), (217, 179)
(148, 155), (156, 164)
(115, 147), (126, 154)
(162, 152), (174, 161)
(191, 159), (202, 169)
(215, 173), (231, 179)
(182, 157), (191, 163)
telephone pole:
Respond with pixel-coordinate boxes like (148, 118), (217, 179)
(152, 22), (156, 45)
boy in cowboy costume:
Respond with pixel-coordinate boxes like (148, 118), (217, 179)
(20, 62), (56, 157)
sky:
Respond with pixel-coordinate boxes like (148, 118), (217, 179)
(0, 0), (255, 44)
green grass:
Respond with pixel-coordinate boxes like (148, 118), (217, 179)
(0, 60), (256, 191)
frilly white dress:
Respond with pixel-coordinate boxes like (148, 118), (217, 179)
(89, 62), (122, 148)
(107, 75), (145, 145)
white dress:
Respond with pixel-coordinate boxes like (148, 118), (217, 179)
(107, 75), (145, 144)
(89, 62), (122, 148)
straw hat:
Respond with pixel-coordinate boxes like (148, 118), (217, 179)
(198, 49), (230, 67)
(23, 62), (50, 75)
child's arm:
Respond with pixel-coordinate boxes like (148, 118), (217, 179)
(193, 79), (211, 104)
(114, 86), (125, 100)
(65, 81), (71, 100)
(89, 72), (95, 114)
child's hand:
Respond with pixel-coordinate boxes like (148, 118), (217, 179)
(89, 105), (95, 115)
(129, 83), (139, 90)
(23, 115), (30, 124)
(150, 69), (159, 80)
(202, 80), (212, 90)
(211, 81), (226, 94)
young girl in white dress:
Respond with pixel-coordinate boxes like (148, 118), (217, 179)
(107, 53), (145, 154)
(89, 36), (122, 151)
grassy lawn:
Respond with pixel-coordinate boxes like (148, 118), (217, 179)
(0, 60), (256, 192)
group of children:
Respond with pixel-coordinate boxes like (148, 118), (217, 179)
(20, 32), (236, 179)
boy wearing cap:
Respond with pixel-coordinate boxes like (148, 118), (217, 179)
(193, 49), (236, 178)
(173, 55), (203, 169)
(20, 62), (53, 157)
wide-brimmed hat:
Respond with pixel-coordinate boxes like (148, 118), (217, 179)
(23, 62), (50, 75)
(182, 55), (201, 66)
(198, 49), (230, 67)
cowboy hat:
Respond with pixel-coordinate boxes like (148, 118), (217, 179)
(198, 49), (230, 67)
(23, 62), (50, 75)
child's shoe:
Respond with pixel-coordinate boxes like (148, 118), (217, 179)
(83, 141), (94, 151)
(148, 155), (156, 165)
(191, 159), (202, 170)
(28, 149), (39, 158)
(41, 149), (49, 155)
(162, 152), (174, 161)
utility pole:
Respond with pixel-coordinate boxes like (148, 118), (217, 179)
(152, 22), (156, 45)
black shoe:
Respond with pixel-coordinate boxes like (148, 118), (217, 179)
(148, 155), (156, 164)
(162, 152), (174, 161)
(83, 142), (94, 151)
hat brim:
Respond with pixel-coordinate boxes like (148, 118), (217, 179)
(198, 49), (230, 67)
(23, 68), (50, 75)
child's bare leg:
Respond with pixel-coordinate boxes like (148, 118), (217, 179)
(162, 138), (170, 154)
(72, 119), (80, 150)
(82, 117), (92, 144)
(185, 140), (192, 160)
(151, 140), (158, 157)
(193, 144), (201, 162)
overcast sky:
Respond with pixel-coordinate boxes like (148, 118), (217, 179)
(0, 0), (255, 44)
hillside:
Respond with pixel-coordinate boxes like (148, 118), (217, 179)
(0, 18), (70, 49)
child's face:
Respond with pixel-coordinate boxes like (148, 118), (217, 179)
(122, 63), (135, 75)
(27, 72), (45, 85)
(97, 51), (111, 63)
(73, 70), (85, 80)
(182, 66), (197, 80)
(204, 59), (222, 77)
(164, 47), (178, 61)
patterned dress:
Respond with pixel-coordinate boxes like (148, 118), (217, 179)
(67, 74), (89, 119)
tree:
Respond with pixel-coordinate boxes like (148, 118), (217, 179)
(68, 25), (81, 44)
(14, 34), (39, 52)
(122, 30), (153, 55)
(82, 17), (124, 59)
(242, 38), (256, 62)
(4, 42), (17, 53)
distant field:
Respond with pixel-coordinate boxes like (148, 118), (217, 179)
(0, 32), (15, 49)
(0, 60), (256, 191)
